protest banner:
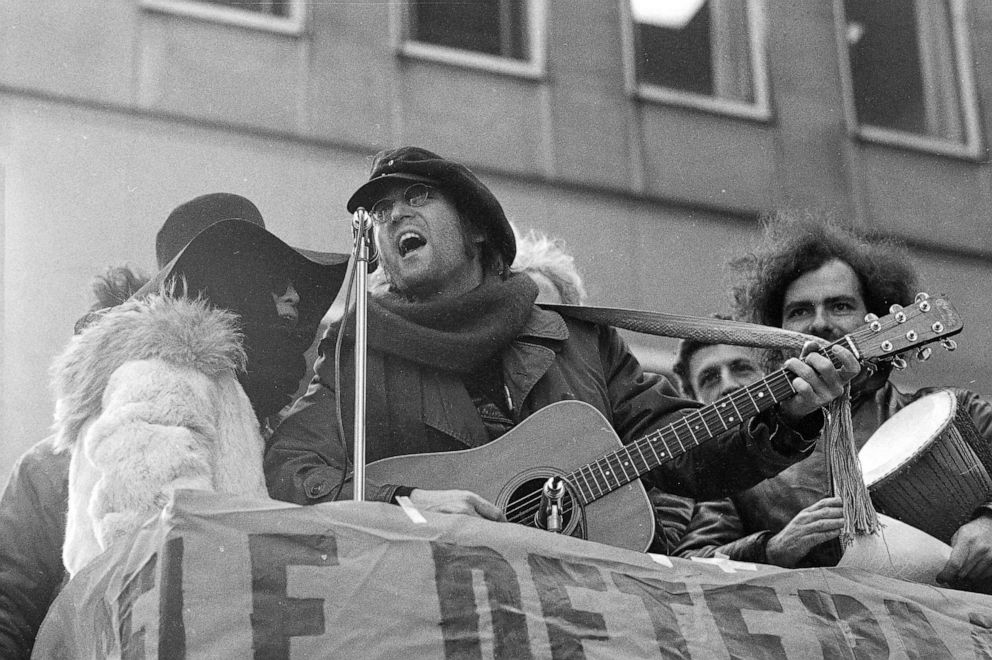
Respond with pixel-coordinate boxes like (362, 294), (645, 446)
(35, 490), (992, 659)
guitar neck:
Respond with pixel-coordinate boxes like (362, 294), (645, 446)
(561, 291), (969, 506)
(567, 366), (800, 505)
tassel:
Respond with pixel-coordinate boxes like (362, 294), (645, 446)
(825, 384), (881, 545)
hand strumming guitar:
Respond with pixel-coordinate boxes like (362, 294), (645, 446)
(408, 488), (507, 522)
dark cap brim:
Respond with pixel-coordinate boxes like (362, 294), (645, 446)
(346, 173), (436, 214)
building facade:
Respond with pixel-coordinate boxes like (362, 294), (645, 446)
(2, 0), (991, 482)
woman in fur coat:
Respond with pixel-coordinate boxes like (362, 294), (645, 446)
(50, 207), (347, 578)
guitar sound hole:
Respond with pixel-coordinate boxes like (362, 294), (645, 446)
(499, 475), (583, 538)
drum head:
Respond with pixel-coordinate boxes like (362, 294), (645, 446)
(859, 391), (955, 487)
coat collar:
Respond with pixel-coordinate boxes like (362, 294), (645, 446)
(518, 305), (570, 343)
(502, 306), (569, 416)
(420, 306), (569, 446)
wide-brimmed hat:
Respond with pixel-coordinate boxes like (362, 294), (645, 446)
(346, 146), (516, 268)
(138, 194), (348, 332)
(156, 192), (268, 268)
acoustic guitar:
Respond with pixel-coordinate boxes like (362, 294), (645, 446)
(367, 295), (962, 551)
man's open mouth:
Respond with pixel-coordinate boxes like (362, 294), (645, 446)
(398, 231), (427, 257)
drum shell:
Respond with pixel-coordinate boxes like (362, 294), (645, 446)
(866, 395), (992, 544)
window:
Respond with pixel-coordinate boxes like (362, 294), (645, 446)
(410, 0), (527, 60)
(838, 0), (982, 158)
(195, 0), (291, 17)
(397, 0), (546, 78)
(622, 0), (770, 120)
(141, 0), (306, 34)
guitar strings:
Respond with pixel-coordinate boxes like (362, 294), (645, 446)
(500, 376), (795, 525)
(502, 484), (578, 525)
(501, 371), (799, 526)
(503, 489), (566, 523)
(502, 340), (854, 528)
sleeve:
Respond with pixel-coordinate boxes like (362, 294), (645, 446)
(955, 388), (992, 520)
(264, 373), (399, 505)
(0, 442), (69, 659)
(671, 498), (772, 564)
(959, 388), (992, 441)
(80, 361), (217, 552)
(598, 325), (819, 501)
(646, 489), (694, 555)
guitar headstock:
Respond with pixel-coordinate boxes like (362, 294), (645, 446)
(846, 293), (963, 365)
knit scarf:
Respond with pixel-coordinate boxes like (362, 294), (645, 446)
(363, 274), (539, 374)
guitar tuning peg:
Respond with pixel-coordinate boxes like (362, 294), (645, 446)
(891, 357), (908, 370)
(917, 347), (932, 361)
(864, 313), (879, 323)
(889, 304), (904, 314)
(914, 292), (930, 303)
(941, 338), (958, 352)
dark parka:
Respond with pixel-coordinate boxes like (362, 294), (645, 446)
(0, 437), (69, 659)
(265, 307), (821, 508)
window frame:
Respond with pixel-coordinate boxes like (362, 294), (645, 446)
(834, 0), (984, 160)
(391, 0), (547, 80)
(619, 0), (772, 122)
(140, 0), (307, 35)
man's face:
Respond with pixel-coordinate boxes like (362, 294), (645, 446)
(781, 259), (868, 341)
(687, 344), (763, 404)
(372, 183), (484, 299)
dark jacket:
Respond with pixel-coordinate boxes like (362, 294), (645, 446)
(265, 307), (820, 508)
(0, 437), (69, 659)
(673, 382), (992, 566)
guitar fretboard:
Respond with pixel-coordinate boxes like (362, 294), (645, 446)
(566, 369), (798, 504)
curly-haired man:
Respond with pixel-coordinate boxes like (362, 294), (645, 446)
(674, 211), (992, 592)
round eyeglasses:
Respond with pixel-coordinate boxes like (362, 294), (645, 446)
(369, 183), (434, 224)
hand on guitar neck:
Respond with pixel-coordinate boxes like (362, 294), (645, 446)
(777, 341), (860, 424)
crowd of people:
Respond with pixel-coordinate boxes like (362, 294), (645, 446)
(1, 145), (989, 656)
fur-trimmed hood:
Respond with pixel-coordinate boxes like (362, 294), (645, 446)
(51, 292), (246, 452)
(52, 292), (273, 577)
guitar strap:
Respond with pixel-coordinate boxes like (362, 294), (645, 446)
(541, 303), (820, 351)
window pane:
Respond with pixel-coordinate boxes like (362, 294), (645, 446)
(410, 0), (528, 60)
(632, 0), (754, 103)
(195, 0), (290, 17)
(844, 0), (925, 133)
(844, 0), (965, 141)
(636, 4), (714, 95)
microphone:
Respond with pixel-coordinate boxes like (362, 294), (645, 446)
(352, 208), (378, 273)
(535, 476), (566, 533)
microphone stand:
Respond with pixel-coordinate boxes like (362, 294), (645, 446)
(351, 209), (373, 502)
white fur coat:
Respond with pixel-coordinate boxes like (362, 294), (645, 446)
(51, 294), (269, 577)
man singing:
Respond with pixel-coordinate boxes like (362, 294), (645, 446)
(264, 147), (858, 531)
